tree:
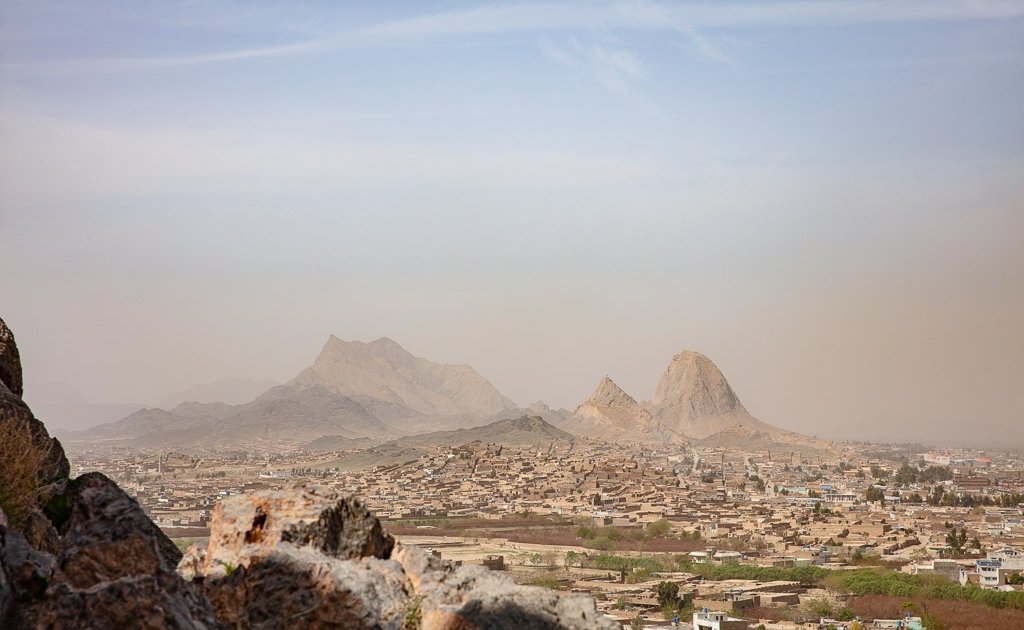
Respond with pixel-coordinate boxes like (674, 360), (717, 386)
(893, 464), (919, 486)
(865, 487), (885, 503)
(945, 527), (968, 553)
(836, 607), (855, 621)
(564, 551), (579, 568)
(656, 581), (681, 608)
(1007, 572), (1024, 585)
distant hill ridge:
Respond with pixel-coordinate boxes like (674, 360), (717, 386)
(395, 415), (573, 447)
(67, 336), (831, 456)
(67, 336), (518, 449)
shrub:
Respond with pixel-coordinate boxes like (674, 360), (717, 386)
(646, 519), (671, 538)
(0, 417), (41, 527)
(525, 575), (561, 590)
(804, 597), (834, 618)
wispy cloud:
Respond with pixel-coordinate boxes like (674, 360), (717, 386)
(541, 37), (651, 99)
(0, 107), (667, 206)
(5, 0), (1021, 74)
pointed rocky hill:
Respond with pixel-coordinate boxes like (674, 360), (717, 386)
(648, 351), (770, 439)
(567, 377), (671, 442)
(648, 350), (833, 454)
(561, 350), (834, 454)
(290, 336), (516, 417)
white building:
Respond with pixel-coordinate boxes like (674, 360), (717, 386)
(976, 546), (1024, 589)
(692, 609), (747, 630)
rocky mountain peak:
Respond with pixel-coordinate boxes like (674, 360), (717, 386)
(571, 376), (655, 438)
(650, 350), (745, 420)
(589, 376), (632, 404)
(319, 335), (411, 366)
(292, 335), (515, 417)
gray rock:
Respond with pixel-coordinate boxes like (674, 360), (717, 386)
(2, 527), (56, 601)
(280, 494), (395, 560)
(57, 472), (183, 587)
(0, 318), (217, 629)
(37, 573), (218, 630)
(195, 486), (615, 630)
(19, 510), (59, 557)
(202, 486), (393, 576)
(204, 544), (409, 629)
(393, 544), (617, 630)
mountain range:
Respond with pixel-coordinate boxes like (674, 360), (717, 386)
(66, 336), (516, 449)
(66, 336), (832, 456)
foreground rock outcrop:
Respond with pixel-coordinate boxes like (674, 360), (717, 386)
(1, 315), (614, 629)
(182, 486), (616, 629)
(0, 317), (217, 628)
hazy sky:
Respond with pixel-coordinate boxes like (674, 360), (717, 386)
(2, 1), (1022, 446)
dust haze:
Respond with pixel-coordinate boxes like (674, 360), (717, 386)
(2, 1), (1022, 448)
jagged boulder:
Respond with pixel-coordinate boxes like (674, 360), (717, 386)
(203, 545), (410, 628)
(55, 472), (184, 586)
(393, 544), (614, 630)
(186, 485), (617, 630)
(0, 447), (218, 630)
(202, 486), (393, 577)
(0, 317), (69, 552)
(0, 317), (218, 629)
(0, 470), (217, 630)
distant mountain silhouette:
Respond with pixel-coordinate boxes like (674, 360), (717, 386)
(68, 336), (517, 449)
(159, 377), (279, 408)
(290, 336), (516, 417)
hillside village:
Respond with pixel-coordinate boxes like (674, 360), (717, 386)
(67, 436), (1024, 629)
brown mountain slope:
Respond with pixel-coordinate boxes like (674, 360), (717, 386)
(567, 377), (676, 443)
(290, 336), (516, 417)
(649, 350), (833, 455)
(648, 350), (771, 439)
